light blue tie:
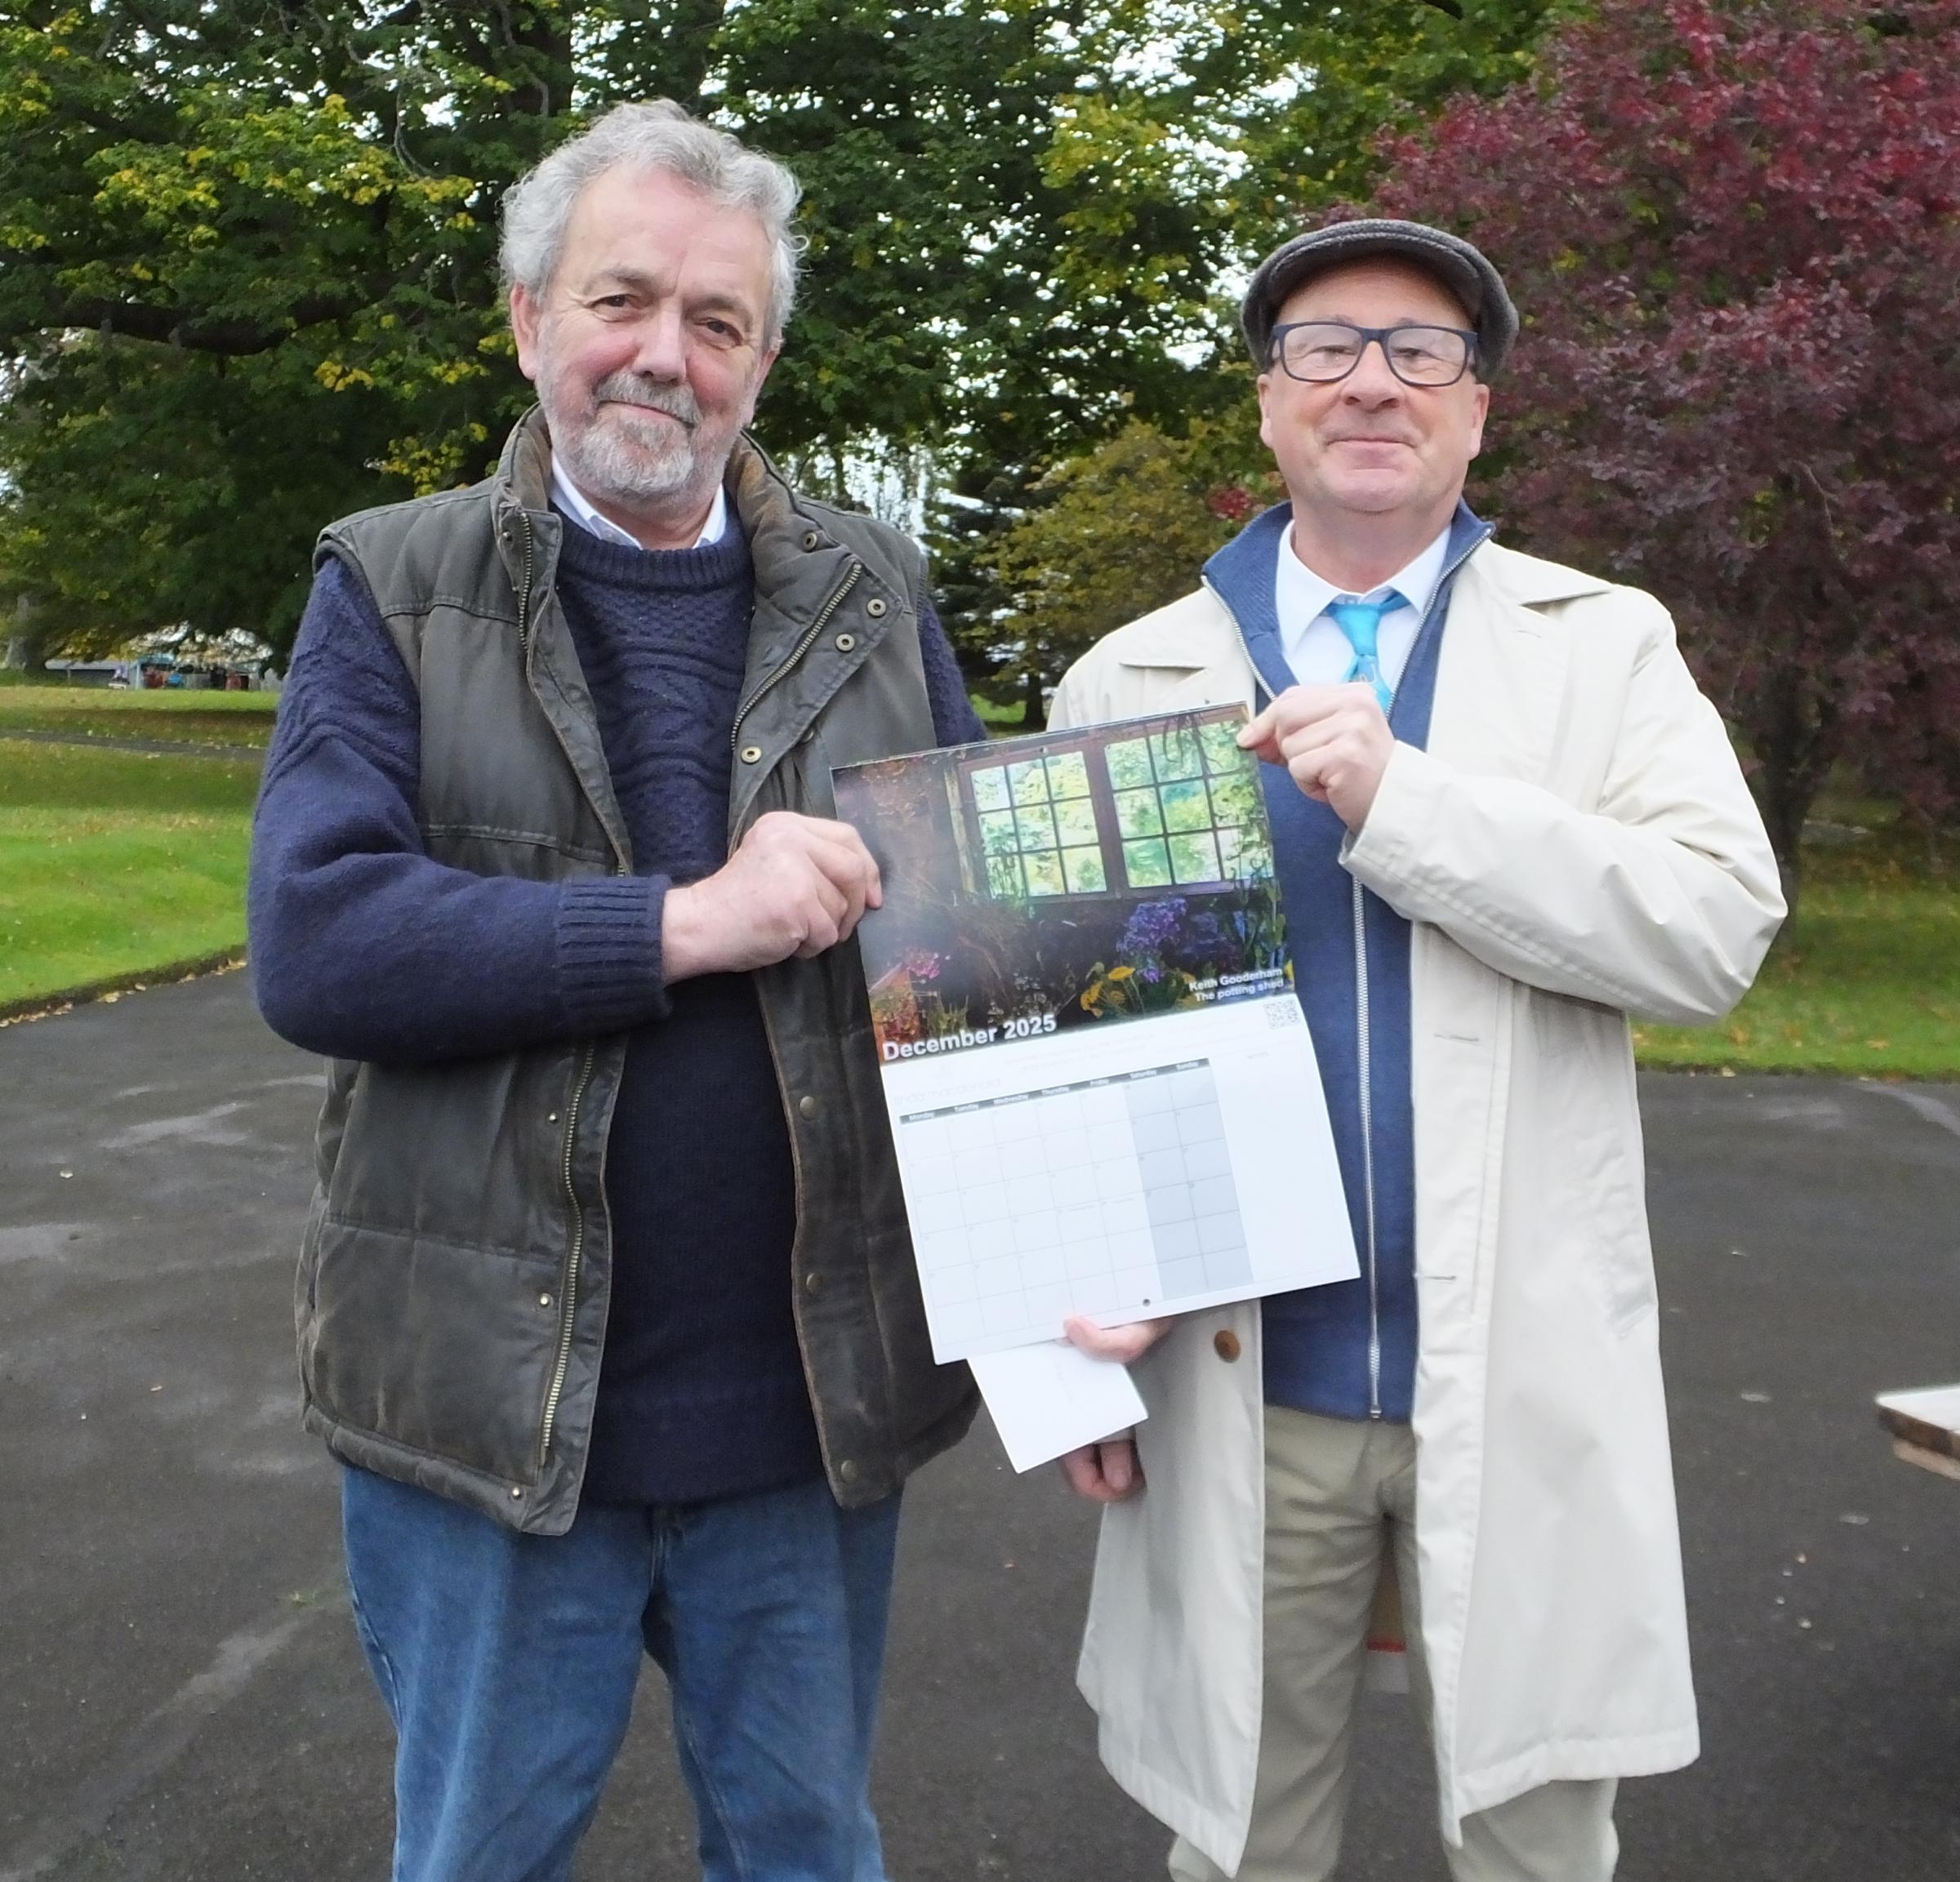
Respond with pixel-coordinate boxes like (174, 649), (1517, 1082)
(1326, 593), (1402, 712)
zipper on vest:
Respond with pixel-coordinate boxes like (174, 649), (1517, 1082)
(1352, 880), (1383, 1419)
(728, 561), (862, 759)
(538, 1039), (597, 1470)
(514, 509), (537, 652)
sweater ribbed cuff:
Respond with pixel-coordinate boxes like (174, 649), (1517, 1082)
(555, 874), (673, 1035)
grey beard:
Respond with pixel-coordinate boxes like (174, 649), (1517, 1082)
(548, 372), (722, 506)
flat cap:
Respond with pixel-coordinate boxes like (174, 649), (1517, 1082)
(1242, 218), (1519, 380)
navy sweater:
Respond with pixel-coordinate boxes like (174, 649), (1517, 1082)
(251, 506), (981, 1506)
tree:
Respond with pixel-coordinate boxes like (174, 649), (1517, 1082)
(978, 407), (1276, 725)
(0, 1), (1235, 658)
(1366, 0), (1960, 903)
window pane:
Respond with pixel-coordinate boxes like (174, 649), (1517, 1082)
(1122, 838), (1174, 888)
(1207, 770), (1258, 826)
(1160, 779), (1212, 833)
(1062, 846), (1107, 893)
(1168, 832), (1222, 883)
(1198, 722), (1244, 774)
(1045, 750), (1091, 798)
(1024, 849), (1066, 896)
(1106, 737), (1155, 791)
(1114, 789), (1163, 839)
(980, 810), (1020, 856)
(986, 852), (1022, 898)
(1218, 826), (1272, 879)
(1150, 726), (1201, 781)
(1009, 759), (1050, 807)
(1054, 796), (1098, 845)
(1015, 803), (1058, 849)
(971, 766), (1010, 812)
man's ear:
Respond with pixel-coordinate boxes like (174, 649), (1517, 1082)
(509, 284), (545, 385)
(1255, 371), (1276, 452)
(1467, 380), (1490, 460)
(740, 338), (784, 425)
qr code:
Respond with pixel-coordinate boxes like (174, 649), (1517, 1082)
(1265, 999), (1302, 1029)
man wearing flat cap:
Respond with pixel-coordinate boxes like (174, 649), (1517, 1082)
(1044, 220), (1784, 1878)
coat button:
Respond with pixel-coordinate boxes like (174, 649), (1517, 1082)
(838, 1459), (859, 1484)
(804, 1270), (822, 1294)
(865, 597), (888, 617)
(538, 1292), (552, 1309)
(510, 1485), (524, 1499)
(802, 529), (821, 550)
(799, 1093), (820, 1119)
(740, 744), (763, 764)
(835, 632), (856, 652)
(1214, 1328), (1242, 1363)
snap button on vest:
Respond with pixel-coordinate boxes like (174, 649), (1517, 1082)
(802, 529), (821, 550)
(1214, 1328), (1242, 1362)
(838, 1459), (859, 1484)
(865, 597), (888, 617)
(799, 1094), (820, 1119)
(835, 633), (856, 652)
(804, 1270), (823, 1293)
(740, 744), (764, 764)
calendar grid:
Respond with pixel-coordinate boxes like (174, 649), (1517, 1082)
(901, 1057), (1252, 1355)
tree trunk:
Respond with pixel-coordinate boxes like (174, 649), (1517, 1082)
(1746, 661), (1840, 927)
(1022, 666), (1045, 732)
(7, 595), (48, 674)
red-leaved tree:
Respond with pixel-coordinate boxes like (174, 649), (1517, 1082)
(1370, 0), (1960, 903)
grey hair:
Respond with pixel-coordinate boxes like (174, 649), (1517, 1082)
(499, 100), (803, 339)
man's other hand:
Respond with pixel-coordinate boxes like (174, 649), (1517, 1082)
(1054, 1313), (1174, 1502)
(664, 812), (883, 981)
(1240, 683), (1395, 830)
(1060, 1435), (1143, 1502)
(1063, 1313), (1172, 1365)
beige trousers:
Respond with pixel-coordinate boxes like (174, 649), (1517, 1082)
(1167, 1408), (1618, 1882)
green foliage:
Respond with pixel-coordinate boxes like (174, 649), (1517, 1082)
(970, 401), (1276, 718)
(0, 0), (1251, 660)
(1224, 0), (1575, 230)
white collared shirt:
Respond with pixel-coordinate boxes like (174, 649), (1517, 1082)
(1273, 523), (1451, 693)
(550, 461), (728, 550)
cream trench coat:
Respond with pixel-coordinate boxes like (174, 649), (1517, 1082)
(1047, 539), (1784, 1872)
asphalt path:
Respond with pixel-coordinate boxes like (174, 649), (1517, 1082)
(2, 974), (1955, 1880)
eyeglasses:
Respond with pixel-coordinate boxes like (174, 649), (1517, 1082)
(1268, 322), (1478, 389)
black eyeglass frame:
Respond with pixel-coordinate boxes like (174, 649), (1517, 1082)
(1267, 321), (1481, 389)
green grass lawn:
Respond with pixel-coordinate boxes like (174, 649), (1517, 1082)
(0, 680), (277, 750)
(1633, 821), (1959, 1078)
(0, 736), (261, 1012)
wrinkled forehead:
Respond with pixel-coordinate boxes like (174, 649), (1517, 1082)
(555, 165), (775, 301)
(1276, 256), (1477, 329)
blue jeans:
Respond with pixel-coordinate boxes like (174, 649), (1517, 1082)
(342, 1466), (902, 1882)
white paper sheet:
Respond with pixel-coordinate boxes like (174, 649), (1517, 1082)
(970, 1341), (1147, 1473)
(1877, 1383), (1960, 1435)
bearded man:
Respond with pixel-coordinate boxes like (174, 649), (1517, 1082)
(248, 101), (978, 1882)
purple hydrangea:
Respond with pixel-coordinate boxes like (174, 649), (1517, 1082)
(1120, 897), (1186, 959)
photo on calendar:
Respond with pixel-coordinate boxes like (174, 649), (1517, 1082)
(831, 705), (1292, 1067)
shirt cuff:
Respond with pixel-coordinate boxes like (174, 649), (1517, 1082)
(555, 874), (674, 1035)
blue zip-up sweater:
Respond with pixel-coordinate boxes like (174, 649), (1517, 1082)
(1201, 501), (1492, 1424)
